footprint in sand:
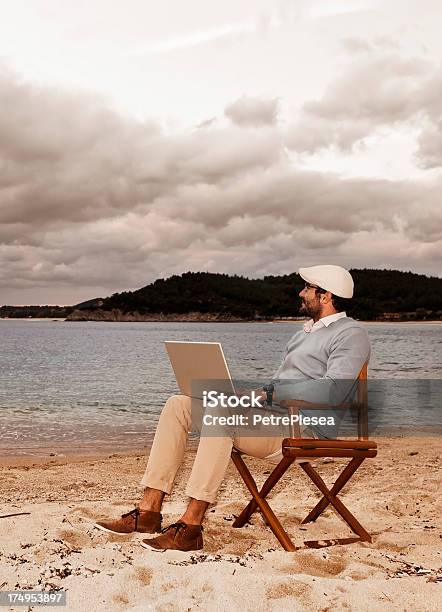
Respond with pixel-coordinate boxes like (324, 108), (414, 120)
(283, 551), (348, 577)
(69, 505), (97, 519)
(57, 528), (92, 549)
(266, 580), (312, 602)
(133, 566), (153, 586)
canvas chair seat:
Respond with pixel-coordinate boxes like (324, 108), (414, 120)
(231, 363), (378, 551)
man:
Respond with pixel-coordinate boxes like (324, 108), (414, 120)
(95, 265), (370, 551)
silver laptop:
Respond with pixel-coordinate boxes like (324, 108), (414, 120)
(164, 341), (236, 398)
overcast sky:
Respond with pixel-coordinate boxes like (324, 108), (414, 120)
(0, 0), (441, 305)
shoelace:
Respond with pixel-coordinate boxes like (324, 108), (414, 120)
(161, 521), (187, 535)
(161, 522), (203, 536)
(121, 507), (140, 530)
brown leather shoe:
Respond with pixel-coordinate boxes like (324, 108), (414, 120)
(141, 522), (203, 551)
(94, 507), (162, 535)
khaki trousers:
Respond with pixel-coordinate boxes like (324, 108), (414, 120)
(140, 394), (285, 503)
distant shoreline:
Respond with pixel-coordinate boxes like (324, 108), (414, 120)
(1, 317), (441, 324)
(0, 317), (66, 321)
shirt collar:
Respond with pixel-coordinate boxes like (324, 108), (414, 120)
(303, 311), (347, 333)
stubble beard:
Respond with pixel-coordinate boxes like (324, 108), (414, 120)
(299, 299), (321, 320)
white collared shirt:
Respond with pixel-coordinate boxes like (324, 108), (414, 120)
(303, 311), (347, 333)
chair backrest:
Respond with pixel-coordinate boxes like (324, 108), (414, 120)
(356, 363), (368, 441)
(287, 362), (370, 440)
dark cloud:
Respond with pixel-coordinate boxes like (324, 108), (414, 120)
(224, 95), (279, 127)
(0, 64), (441, 304)
(0, 69), (280, 234)
(0, 67), (162, 228)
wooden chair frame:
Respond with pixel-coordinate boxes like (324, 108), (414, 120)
(231, 364), (378, 551)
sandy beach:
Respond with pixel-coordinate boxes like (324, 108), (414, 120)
(0, 437), (441, 611)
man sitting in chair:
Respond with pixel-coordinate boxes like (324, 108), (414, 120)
(95, 264), (370, 551)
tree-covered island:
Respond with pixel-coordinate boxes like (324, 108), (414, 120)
(2, 269), (440, 322)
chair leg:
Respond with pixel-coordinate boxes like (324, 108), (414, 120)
(232, 453), (294, 527)
(230, 451), (297, 551)
(300, 462), (372, 542)
(302, 457), (363, 524)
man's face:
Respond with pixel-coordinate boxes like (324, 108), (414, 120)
(298, 283), (322, 319)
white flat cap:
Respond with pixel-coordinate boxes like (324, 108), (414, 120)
(299, 265), (354, 298)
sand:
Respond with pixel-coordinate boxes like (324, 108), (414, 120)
(0, 438), (441, 611)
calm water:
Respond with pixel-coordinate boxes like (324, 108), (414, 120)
(0, 320), (441, 455)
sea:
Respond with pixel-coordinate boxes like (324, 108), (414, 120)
(0, 320), (441, 456)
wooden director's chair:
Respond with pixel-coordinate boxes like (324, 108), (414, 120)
(231, 364), (377, 551)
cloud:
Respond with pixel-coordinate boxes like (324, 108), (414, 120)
(339, 36), (399, 55)
(0, 67), (162, 229)
(195, 117), (217, 129)
(303, 55), (428, 122)
(225, 95), (279, 127)
(286, 50), (442, 157)
(0, 68), (281, 235)
(340, 37), (374, 54)
(417, 120), (442, 168)
(0, 64), (441, 304)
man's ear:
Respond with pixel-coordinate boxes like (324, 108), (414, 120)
(321, 291), (333, 304)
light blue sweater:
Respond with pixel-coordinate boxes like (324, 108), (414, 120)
(271, 317), (370, 435)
